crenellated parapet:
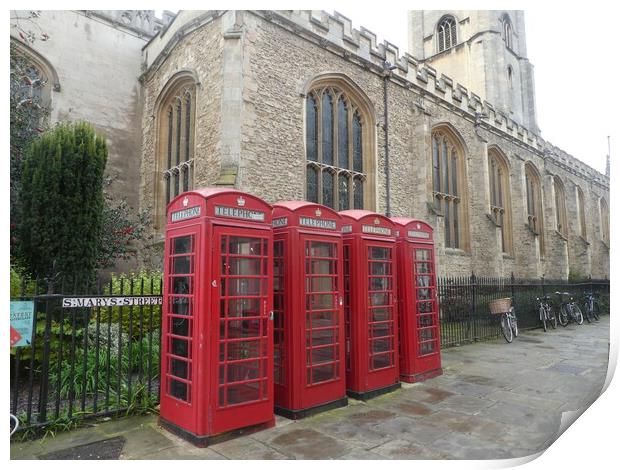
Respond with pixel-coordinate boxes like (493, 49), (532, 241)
(266, 10), (608, 191)
(86, 10), (175, 38)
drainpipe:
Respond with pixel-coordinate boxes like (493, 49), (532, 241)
(383, 60), (396, 217)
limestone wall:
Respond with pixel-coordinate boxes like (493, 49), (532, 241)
(139, 14), (225, 238)
(139, 9), (609, 279)
(10, 10), (148, 211)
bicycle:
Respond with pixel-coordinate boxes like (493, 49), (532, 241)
(536, 295), (557, 331)
(556, 292), (583, 326)
(10, 413), (18, 437)
(489, 298), (519, 343)
(583, 292), (601, 323)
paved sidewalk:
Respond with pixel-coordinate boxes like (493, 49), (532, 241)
(11, 316), (610, 460)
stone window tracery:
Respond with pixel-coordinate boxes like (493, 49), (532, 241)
(156, 77), (196, 226)
(431, 129), (467, 250)
(489, 149), (513, 254)
(554, 176), (568, 238)
(525, 162), (545, 255)
(577, 186), (587, 240)
(502, 14), (513, 50)
(305, 83), (370, 211)
(437, 16), (457, 52)
(600, 197), (609, 244)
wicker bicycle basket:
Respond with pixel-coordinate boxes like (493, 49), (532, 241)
(488, 297), (512, 315)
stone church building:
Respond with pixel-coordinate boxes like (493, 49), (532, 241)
(10, 10), (610, 279)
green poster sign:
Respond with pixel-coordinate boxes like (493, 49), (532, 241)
(10, 301), (34, 347)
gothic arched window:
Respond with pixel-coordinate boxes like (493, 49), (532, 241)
(488, 149), (513, 253)
(502, 14), (513, 50)
(432, 128), (468, 250)
(554, 176), (568, 238)
(10, 41), (57, 124)
(156, 75), (196, 225)
(600, 197), (609, 244)
(577, 187), (587, 240)
(525, 162), (545, 255)
(305, 80), (373, 210)
(437, 16), (457, 52)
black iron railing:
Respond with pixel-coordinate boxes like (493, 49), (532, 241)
(10, 274), (163, 435)
(10, 272), (609, 435)
(438, 274), (610, 348)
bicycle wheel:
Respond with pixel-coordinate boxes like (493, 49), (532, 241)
(548, 307), (557, 329)
(511, 310), (519, 337)
(572, 304), (584, 325)
(540, 306), (547, 332)
(500, 313), (513, 343)
(593, 302), (600, 321)
(558, 305), (569, 327)
(583, 302), (592, 323)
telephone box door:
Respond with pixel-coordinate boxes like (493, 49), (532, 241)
(300, 235), (344, 408)
(365, 241), (398, 391)
(411, 243), (441, 373)
(211, 226), (273, 433)
(161, 225), (201, 431)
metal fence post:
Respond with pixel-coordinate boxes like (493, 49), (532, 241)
(470, 273), (477, 343)
(37, 292), (54, 423)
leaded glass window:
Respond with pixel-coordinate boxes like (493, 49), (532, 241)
(502, 14), (513, 50)
(438, 16), (457, 52)
(489, 150), (512, 253)
(525, 162), (545, 255)
(306, 86), (366, 210)
(577, 187), (586, 239)
(554, 177), (568, 237)
(432, 131), (464, 249)
(160, 83), (195, 207)
(600, 198), (609, 244)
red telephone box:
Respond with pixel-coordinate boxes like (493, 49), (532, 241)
(392, 218), (442, 383)
(159, 188), (275, 446)
(271, 201), (347, 418)
(339, 210), (400, 400)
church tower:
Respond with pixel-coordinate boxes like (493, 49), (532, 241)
(408, 10), (539, 134)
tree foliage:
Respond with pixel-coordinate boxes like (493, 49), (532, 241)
(19, 122), (107, 280)
(10, 41), (50, 259)
(98, 178), (154, 270)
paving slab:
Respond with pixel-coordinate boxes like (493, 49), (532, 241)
(10, 315), (610, 460)
(371, 438), (450, 459)
(210, 436), (289, 459)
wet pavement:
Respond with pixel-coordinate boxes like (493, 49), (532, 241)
(11, 316), (610, 460)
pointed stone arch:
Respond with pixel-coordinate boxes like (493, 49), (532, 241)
(430, 123), (470, 251)
(153, 70), (200, 228)
(524, 161), (545, 255)
(488, 146), (513, 254)
(303, 73), (377, 211)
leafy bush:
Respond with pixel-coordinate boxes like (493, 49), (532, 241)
(10, 265), (37, 298)
(50, 332), (160, 405)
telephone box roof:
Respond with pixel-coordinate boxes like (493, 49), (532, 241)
(391, 217), (433, 231)
(339, 210), (394, 225)
(273, 200), (340, 216)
